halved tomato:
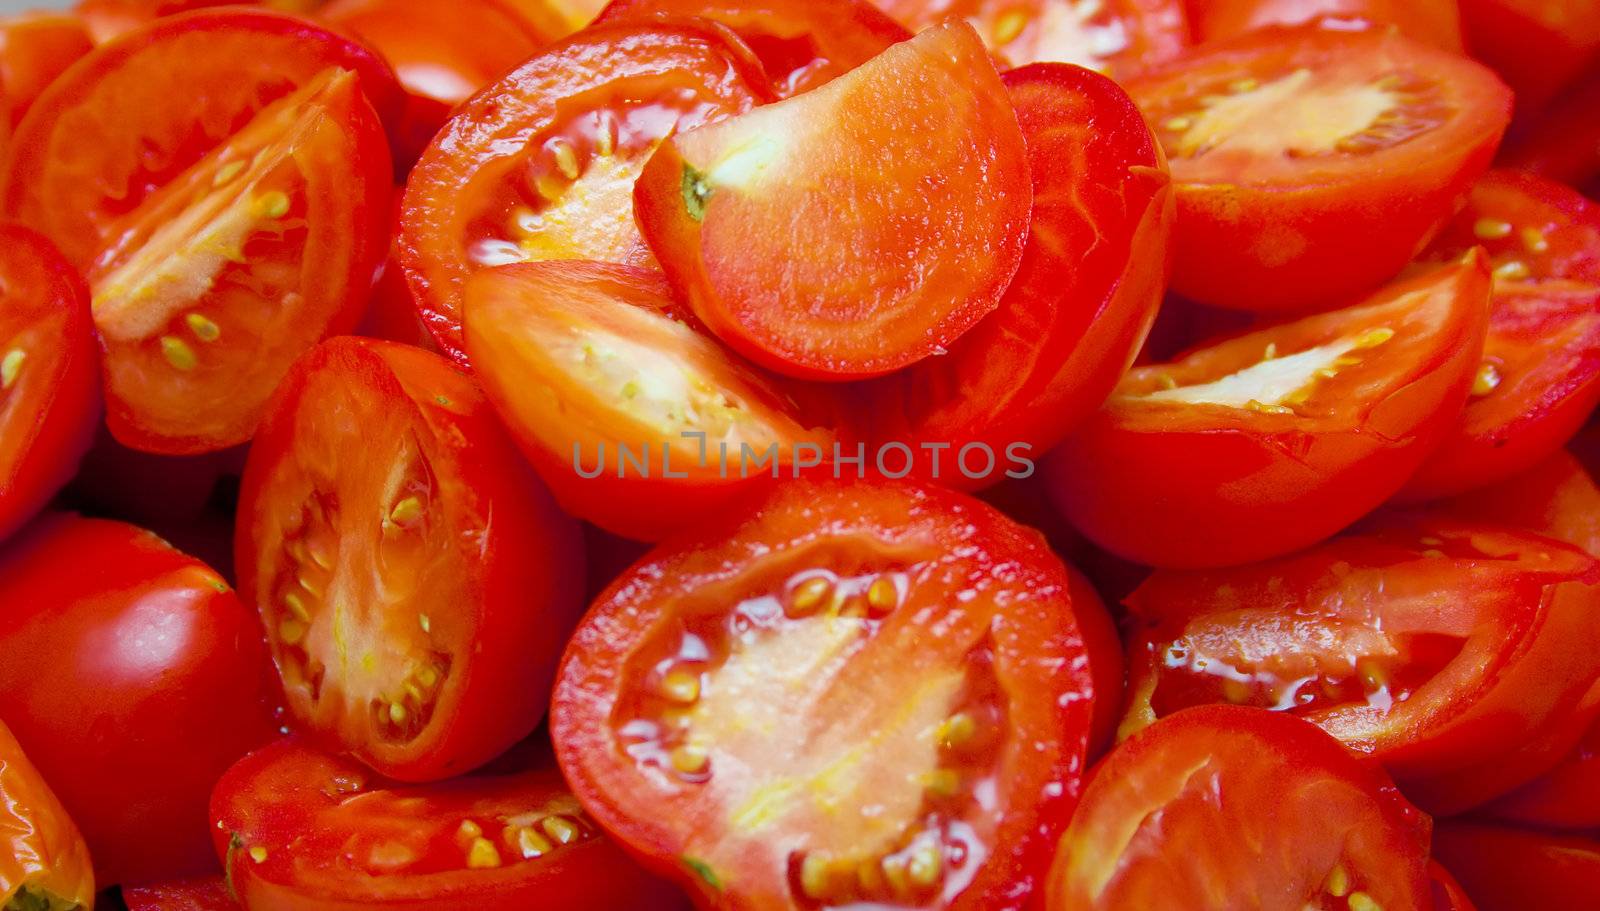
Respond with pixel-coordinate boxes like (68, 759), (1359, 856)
(1129, 25), (1511, 312)
(1120, 515), (1600, 811)
(212, 738), (684, 911)
(1432, 824), (1600, 911)
(0, 13), (91, 134)
(497, 0), (610, 37)
(399, 18), (771, 363)
(463, 261), (828, 541)
(1459, 0), (1600, 114)
(552, 480), (1105, 911)
(72, 0), (330, 42)
(634, 21), (1029, 380)
(1189, 0), (1463, 51)
(124, 879), (238, 910)
(1422, 169), (1600, 288)
(2, 9), (398, 453)
(1047, 705), (1432, 911)
(0, 718), (94, 911)
(875, 0), (1189, 77)
(0, 225), (99, 543)
(1046, 257), (1491, 569)
(236, 337), (585, 781)
(595, 0), (910, 96)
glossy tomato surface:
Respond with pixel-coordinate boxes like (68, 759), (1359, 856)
(1190, 0), (1463, 50)
(237, 337), (584, 781)
(123, 879), (239, 910)
(1459, 0), (1600, 113)
(553, 480), (1105, 910)
(1432, 824), (1600, 911)
(0, 13), (91, 135)
(0, 718), (94, 911)
(0, 515), (281, 885)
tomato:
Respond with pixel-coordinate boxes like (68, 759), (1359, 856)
(829, 62), (1170, 468)
(1502, 68), (1600, 191)
(1432, 824), (1600, 911)
(1459, 0), (1600, 114)
(553, 480), (1104, 911)
(0, 226), (99, 543)
(72, 0), (330, 42)
(124, 879), (239, 910)
(595, 0), (910, 97)
(498, 0), (610, 37)
(0, 718), (95, 911)
(399, 18), (771, 364)
(1423, 169), (1600, 288)
(875, 0), (1188, 77)
(0, 515), (281, 885)
(2, 9), (398, 454)
(1432, 862), (1479, 911)
(1047, 705), (1432, 911)
(237, 337), (584, 781)
(0, 13), (91, 134)
(463, 261), (826, 542)
(1129, 25), (1511, 313)
(1046, 258), (1492, 569)
(212, 738), (684, 911)
(1190, 0), (1463, 51)
(1120, 514), (1600, 814)
(635, 21), (1029, 381)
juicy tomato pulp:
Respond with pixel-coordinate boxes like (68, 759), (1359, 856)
(553, 480), (1104, 911)
(0, 515), (280, 884)
(1190, 0), (1464, 50)
(0, 226), (99, 542)
(1049, 706), (1432, 911)
(123, 879), (238, 910)
(1048, 257), (1491, 569)
(1129, 25), (1511, 312)
(874, 0), (1189, 78)
(237, 337), (584, 781)
(212, 739), (682, 911)
(636, 21), (1031, 381)
(1431, 824), (1600, 911)
(595, 0), (910, 97)
(0, 718), (94, 911)
(463, 261), (826, 542)
(2, 9), (397, 453)
(400, 18), (771, 363)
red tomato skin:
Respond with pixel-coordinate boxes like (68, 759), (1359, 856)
(1459, 0), (1600, 114)
(123, 879), (239, 910)
(0, 225), (99, 543)
(0, 515), (280, 885)
(1431, 861), (1480, 911)
(1191, 0), (1464, 50)
(0, 14), (92, 132)
(1432, 824), (1600, 911)
(1503, 69), (1600, 190)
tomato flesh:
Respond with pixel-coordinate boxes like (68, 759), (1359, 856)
(123, 879), (238, 911)
(1191, 0), (1464, 50)
(0, 13), (91, 134)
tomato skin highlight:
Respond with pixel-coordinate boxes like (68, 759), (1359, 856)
(237, 336), (585, 782)
(0, 514), (281, 885)
(1432, 824), (1600, 911)
(1190, 0), (1464, 51)
(0, 717), (95, 911)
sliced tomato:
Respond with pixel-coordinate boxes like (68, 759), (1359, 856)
(875, 0), (1188, 77)
(552, 480), (1104, 910)
(1046, 258), (1491, 569)
(497, 0), (610, 37)
(1422, 169), (1600, 287)
(1432, 862), (1479, 911)
(0, 226), (99, 543)
(1190, 0), (1463, 51)
(1129, 25), (1511, 312)
(124, 879), (239, 910)
(3, 9), (398, 453)
(1432, 824), (1600, 911)
(400, 18), (771, 363)
(1459, 0), (1600, 114)
(237, 337), (584, 782)
(1048, 706), (1432, 911)
(595, 0), (909, 96)
(0, 13), (91, 133)
(72, 0), (330, 42)
(0, 718), (94, 911)
(211, 738), (684, 911)
(463, 261), (828, 541)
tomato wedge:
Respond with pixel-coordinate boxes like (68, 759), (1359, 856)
(635, 22), (1029, 380)
(237, 337), (584, 782)
(1459, 0), (1600, 113)
(464, 261), (827, 542)
(875, 0), (1189, 77)
(400, 18), (771, 363)
(553, 480), (1103, 911)
(1047, 706), (1432, 911)
(0, 226), (99, 543)
(595, 0), (910, 96)
(0, 718), (94, 911)
(0, 13), (91, 135)
(124, 879), (239, 911)
(1129, 25), (1511, 312)
(1432, 824), (1600, 911)
(2, 9), (398, 453)
(1190, 0), (1464, 51)
(212, 738), (684, 911)
(1046, 258), (1491, 569)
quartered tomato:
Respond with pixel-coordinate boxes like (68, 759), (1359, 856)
(1459, 0), (1600, 113)
(212, 739), (684, 911)
(1120, 515), (1600, 811)
(1047, 706), (1432, 911)
(124, 879), (239, 911)
(463, 261), (827, 542)
(0, 13), (91, 134)
(875, 0), (1189, 77)
(1189, 0), (1463, 51)
(0, 225), (99, 543)
(1047, 258), (1491, 569)
(2, 9), (398, 454)
(0, 515), (281, 885)
(553, 480), (1104, 911)
(635, 21), (1030, 381)
(595, 0), (910, 96)
(1432, 824), (1600, 911)
(1129, 25), (1511, 312)
(1422, 169), (1600, 288)
(1432, 862), (1479, 911)
(400, 18), (771, 363)
(0, 718), (94, 911)
(237, 337), (584, 781)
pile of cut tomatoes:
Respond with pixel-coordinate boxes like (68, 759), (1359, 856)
(2, 0), (1599, 908)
